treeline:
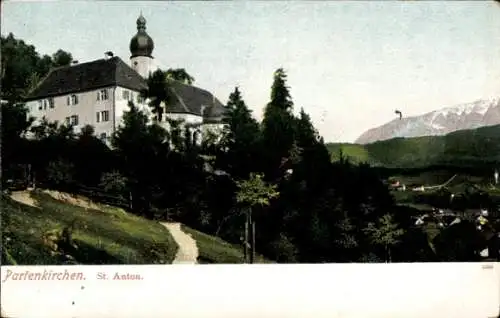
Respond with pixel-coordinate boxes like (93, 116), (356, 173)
(327, 123), (500, 169)
(1, 33), (488, 263)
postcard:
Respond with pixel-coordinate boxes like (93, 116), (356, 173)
(1, 1), (499, 317)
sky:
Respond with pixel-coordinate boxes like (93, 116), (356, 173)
(2, 1), (500, 142)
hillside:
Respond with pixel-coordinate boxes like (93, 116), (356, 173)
(328, 124), (500, 169)
(2, 190), (263, 265)
(181, 225), (272, 264)
(356, 97), (500, 144)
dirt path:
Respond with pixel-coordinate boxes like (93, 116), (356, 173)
(160, 222), (198, 264)
(42, 189), (102, 210)
(9, 191), (39, 208)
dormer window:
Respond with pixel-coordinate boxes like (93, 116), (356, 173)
(97, 89), (109, 101)
(67, 94), (79, 106)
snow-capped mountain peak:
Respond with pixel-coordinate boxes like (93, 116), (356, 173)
(355, 97), (500, 144)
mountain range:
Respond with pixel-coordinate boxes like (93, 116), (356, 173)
(355, 97), (500, 144)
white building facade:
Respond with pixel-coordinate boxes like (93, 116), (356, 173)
(25, 14), (226, 145)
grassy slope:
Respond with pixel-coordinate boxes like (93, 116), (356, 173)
(326, 124), (500, 168)
(2, 191), (179, 265)
(181, 225), (272, 264)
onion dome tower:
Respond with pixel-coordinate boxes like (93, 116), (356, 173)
(129, 13), (155, 78)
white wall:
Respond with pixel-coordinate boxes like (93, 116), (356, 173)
(113, 86), (151, 130)
(130, 56), (154, 79)
(165, 113), (203, 125)
(26, 86), (224, 145)
(202, 123), (226, 142)
(1, 263), (499, 318)
(27, 87), (115, 137)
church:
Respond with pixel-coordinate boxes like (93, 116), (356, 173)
(24, 14), (227, 143)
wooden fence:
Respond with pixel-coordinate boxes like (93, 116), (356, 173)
(74, 185), (132, 210)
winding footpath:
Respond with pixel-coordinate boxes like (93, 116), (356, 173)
(160, 222), (199, 264)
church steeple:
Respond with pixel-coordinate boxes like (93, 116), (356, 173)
(129, 13), (154, 58)
(137, 12), (147, 32)
(129, 13), (155, 78)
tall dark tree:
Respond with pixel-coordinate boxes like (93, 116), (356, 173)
(1, 33), (72, 102)
(142, 69), (176, 122)
(70, 125), (115, 187)
(1, 102), (34, 184)
(219, 87), (261, 178)
(1, 34), (44, 101)
(261, 68), (297, 181)
(112, 102), (167, 218)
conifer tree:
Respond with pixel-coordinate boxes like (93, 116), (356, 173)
(261, 68), (297, 180)
(220, 87), (261, 178)
(112, 102), (169, 218)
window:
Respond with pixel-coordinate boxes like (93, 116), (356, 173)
(101, 110), (109, 122)
(96, 110), (110, 123)
(122, 90), (130, 100)
(137, 95), (145, 104)
(70, 115), (79, 126)
(99, 133), (107, 141)
(67, 94), (78, 106)
(65, 117), (71, 125)
(38, 99), (52, 110)
(97, 89), (109, 101)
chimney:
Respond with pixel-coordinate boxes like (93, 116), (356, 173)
(104, 51), (114, 59)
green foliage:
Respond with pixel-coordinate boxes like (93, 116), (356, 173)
(4, 35), (489, 264)
(165, 68), (195, 85)
(51, 49), (73, 68)
(180, 225), (271, 264)
(1, 102), (34, 180)
(2, 192), (178, 264)
(268, 233), (298, 263)
(100, 171), (128, 194)
(261, 69), (298, 180)
(45, 159), (75, 188)
(235, 173), (279, 207)
(142, 69), (176, 122)
(219, 87), (261, 178)
(269, 68), (293, 111)
(432, 221), (482, 261)
(1, 33), (72, 102)
(363, 214), (405, 262)
(327, 124), (500, 168)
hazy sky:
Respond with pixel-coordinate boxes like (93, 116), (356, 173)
(2, 1), (500, 142)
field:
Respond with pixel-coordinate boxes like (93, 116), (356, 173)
(2, 190), (262, 265)
(2, 190), (179, 265)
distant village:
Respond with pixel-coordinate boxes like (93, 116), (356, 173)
(387, 170), (499, 259)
